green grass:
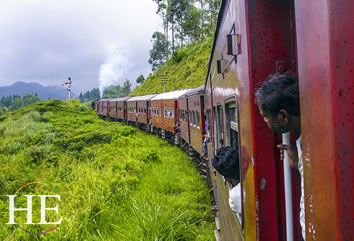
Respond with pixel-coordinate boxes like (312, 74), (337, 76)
(131, 37), (213, 96)
(0, 99), (214, 240)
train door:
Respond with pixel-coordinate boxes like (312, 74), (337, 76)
(245, 0), (300, 240)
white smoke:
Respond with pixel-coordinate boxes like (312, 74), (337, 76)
(98, 43), (133, 98)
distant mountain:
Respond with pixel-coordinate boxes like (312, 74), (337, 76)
(0, 81), (76, 100)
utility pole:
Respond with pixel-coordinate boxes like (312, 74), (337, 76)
(161, 73), (168, 93)
(61, 77), (72, 100)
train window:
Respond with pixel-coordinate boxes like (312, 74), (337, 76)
(216, 105), (224, 149)
(225, 100), (239, 150)
(192, 111), (196, 126)
(170, 109), (174, 118)
(190, 111), (193, 125)
(182, 110), (186, 122)
(196, 110), (200, 128)
(206, 109), (211, 131)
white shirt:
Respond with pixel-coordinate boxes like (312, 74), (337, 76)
(297, 135), (306, 241)
(229, 183), (241, 214)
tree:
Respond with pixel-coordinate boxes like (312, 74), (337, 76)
(149, 31), (168, 71)
(123, 79), (132, 96)
(152, 0), (169, 60)
(136, 74), (145, 84)
(23, 93), (41, 106)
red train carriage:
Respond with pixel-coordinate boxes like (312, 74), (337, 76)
(109, 97), (131, 121)
(206, 0), (302, 240)
(205, 0), (353, 240)
(178, 85), (205, 155)
(97, 99), (110, 117)
(127, 95), (156, 129)
(150, 90), (191, 137)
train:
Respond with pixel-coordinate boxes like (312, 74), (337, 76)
(95, 0), (353, 240)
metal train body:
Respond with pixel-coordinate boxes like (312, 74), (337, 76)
(95, 0), (353, 240)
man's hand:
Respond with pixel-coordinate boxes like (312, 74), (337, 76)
(212, 169), (217, 181)
(277, 144), (299, 169)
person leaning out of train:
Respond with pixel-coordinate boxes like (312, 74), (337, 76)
(174, 121), (180, 134)
(255, 73), (305, 240)
(212, 146), (241, 214)
(201, 129), (211, 158)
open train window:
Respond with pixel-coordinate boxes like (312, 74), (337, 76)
(216, 104), (224, 149)
(225, 100), (239, 150)
(196, 110), (200, 128)
(189, 111), (193, 125)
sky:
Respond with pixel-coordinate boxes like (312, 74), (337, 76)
(0, 0), (161, 94)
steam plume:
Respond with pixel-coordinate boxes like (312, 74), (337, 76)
(98, 44), (132, 98)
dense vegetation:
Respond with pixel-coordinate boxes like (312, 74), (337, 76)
(0, 100), (214, 240)
(129, 0), (219, 96)
(78, 88), (100, 102)
(132, 37), (212, 96)
(0, 93), (41, 114)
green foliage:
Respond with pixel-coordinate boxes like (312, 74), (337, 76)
(0, 99), (214, 240)
(0, 93), (41, 113)
(123, 79), (132, 96)
(172, 49), (187, 63)
(132, 37), (213, 96)
(103, 80), (131, 98)
(149, 31), (168, 71)
(79, 88), (100, 102)
(136, 74), (145, 84)
(103, 85), (125, 98)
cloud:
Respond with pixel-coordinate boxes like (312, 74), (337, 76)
(0, 0), (161, 93)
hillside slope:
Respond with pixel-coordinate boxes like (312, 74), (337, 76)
(131, 37), (212, 96)
(0, 100), (214, 240)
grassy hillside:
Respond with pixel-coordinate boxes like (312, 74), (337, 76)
(0, 99), (214, 240)
(131, 37), (213, 96)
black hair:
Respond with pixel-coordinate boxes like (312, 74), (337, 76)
(212, 146), (240, 181)
(202, 130), (206, 135)
(255, 73), (300, 117)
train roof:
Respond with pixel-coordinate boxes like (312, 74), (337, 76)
(109, 97), (131, 102)
(127, 94), (157, 102)
(179, 85), (205, 98)
(98, 98), (111, 102)
(151, 89), (192, 101)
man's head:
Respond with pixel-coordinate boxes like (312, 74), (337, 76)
(212, 146), (240, 184)
(255, 73), (300, 134)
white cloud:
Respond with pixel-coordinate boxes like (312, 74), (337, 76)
(0, 0), (161, 93)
